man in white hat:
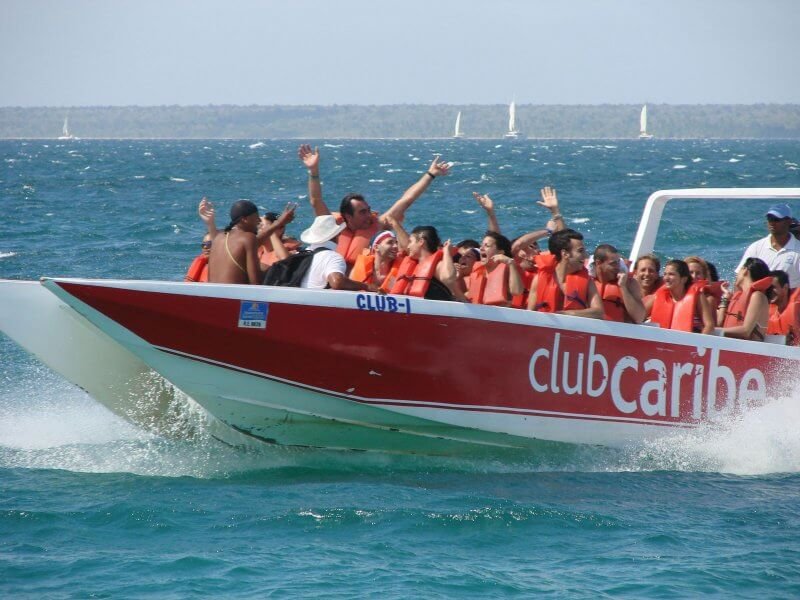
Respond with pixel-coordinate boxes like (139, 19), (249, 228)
(737, 204), (800, 288)
(299, 215), (380, 291)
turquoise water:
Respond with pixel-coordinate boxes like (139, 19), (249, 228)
(2, 139), (800, 597)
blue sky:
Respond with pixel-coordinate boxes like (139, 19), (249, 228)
(1, 0), (798, 106)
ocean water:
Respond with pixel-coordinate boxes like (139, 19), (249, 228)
(2, 138), (800, 597)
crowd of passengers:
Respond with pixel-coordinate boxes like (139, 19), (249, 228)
(184, 145), (800, 346)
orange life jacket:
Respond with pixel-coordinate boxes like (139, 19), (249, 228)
(532, 254), (590, 313)
(595, 279), (627, 322)
(468, 268), (486, 304)
(350, 251), (404, 292)
(767, 288), (800, 345)
(185, 255), (209, 283)
(388, 255), (419, 295)
(333, 211), (381, 267)
(642, 279), (663, 305)
(512, 268), (537, 309)
(349, 252), (375, 284)
(469, 263), (511, 306)
(649, 282), (703, 332)
(722, 277), (773, 328)
(408, 250), (443, 297)
(464, 262), (485, 293)
(702, 280), (724, 313)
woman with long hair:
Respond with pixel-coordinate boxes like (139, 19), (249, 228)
(717, 257), (773, 341)
(645, 259), (715, 334)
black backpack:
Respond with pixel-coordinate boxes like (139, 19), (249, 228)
(262, 247), (328, 287)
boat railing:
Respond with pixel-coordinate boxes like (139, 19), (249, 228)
(628, 188), (800, 264)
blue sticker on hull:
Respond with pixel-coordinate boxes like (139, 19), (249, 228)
(238, 301), (268, 329)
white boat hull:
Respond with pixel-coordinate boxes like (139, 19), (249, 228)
(0, 280), (244, 444)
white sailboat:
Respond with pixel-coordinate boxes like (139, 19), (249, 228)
(453, 111), (465, 138)
(639, 105), (653, 139)
(504, 100), (519, 139)
(58, 117), (75, 140)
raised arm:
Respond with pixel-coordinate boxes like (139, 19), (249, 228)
(510, 187), (565, 255)
(256, 203), (296, 246)
(473, 192), (501, 234)
(379, 156), (451, 226)
(199, 197), (218, 236)
(537, 187), (565, 232)
(259, 212), (290, 262)
(385, 215), (410, 253)
(511, 229), (549, 256)
(298, 144), (331, 216)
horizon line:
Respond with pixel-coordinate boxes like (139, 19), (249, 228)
(3, 102), (800, 110)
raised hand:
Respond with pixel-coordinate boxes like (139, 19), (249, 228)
(298, 144), (320, 171)
(428, 156), (451, 177)
(473, 192), (495, 212)
(537, 186), (560, 212)
(198, 197), (215, 225)
(276, 202), (298, 226)
(617, 269), (629, 287)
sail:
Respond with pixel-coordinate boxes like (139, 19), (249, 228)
(640, 105), (647, 135)
(62, 117), (70, 137)
(454, 112), (462, 137)
(508, 101), (516, 133)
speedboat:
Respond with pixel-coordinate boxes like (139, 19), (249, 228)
(2, 189), (800, 454)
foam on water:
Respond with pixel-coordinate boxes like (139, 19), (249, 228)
(627, 391), (800, 475)
(2, 358), (798, 479)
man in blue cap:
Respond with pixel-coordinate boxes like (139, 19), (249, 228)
(737, 204), (800, 288)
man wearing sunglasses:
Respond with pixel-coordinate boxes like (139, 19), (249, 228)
(737, 204), (800, 288)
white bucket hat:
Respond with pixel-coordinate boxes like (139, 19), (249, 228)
(300, 215), (347, 245)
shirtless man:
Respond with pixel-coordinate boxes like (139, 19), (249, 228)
(208, 200), (295, 284)
(298, 144), (451, 270)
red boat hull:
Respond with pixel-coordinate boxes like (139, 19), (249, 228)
(42, 278), (800, 452)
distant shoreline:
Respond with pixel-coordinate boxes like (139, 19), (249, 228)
(4, 134), (800, 141)
(3, 104), (800, 139)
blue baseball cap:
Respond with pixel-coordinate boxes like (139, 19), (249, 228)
(766, 204), (792, 219)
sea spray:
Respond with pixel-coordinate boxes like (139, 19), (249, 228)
(626, 391), (800, 475)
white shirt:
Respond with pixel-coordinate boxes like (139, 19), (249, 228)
(737, 234), (800, 288)
(300, 241), (347, 289)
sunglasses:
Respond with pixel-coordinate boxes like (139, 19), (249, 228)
(766, 215), (788, 222)
(201, 241), (212, 249)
